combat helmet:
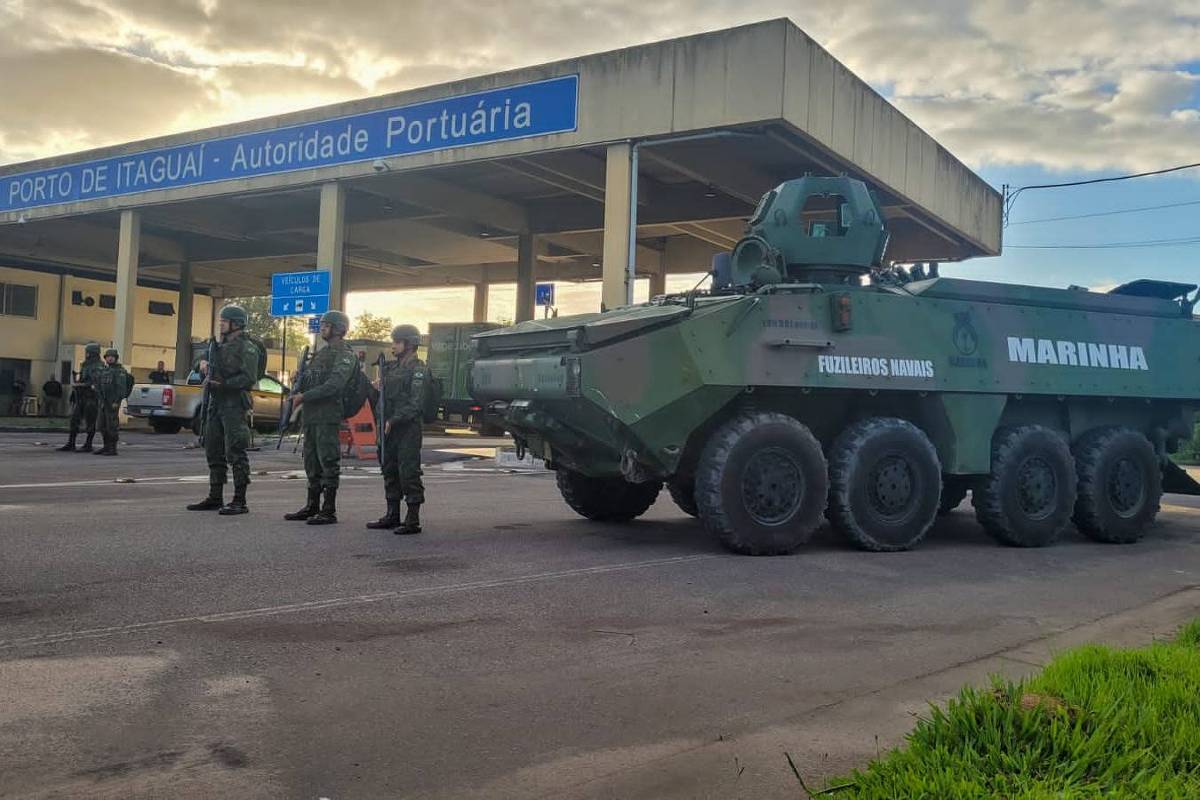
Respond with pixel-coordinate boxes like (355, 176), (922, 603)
(219, 304), (248, 328)
(104, 348), (119, 359)
(391, 324), (421, 345)
(321, 309), (350, 335)
(84, 341), (101, 356)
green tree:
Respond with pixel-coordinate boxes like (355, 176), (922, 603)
(225, 296), (308, 351)
(351, 311), (393, 341)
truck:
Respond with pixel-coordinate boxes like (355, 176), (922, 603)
(469, 175), (1200, 555)
(426, 322), (504, 434)
(126, 367), (287, 434)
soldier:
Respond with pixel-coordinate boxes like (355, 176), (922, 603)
(58, 342), (104, 452)
(148, 361), (171, 384)
(93, 348), (133, 456)
(284, 310), (357, 525)
(366, 325), (427, 534)
(186, 304), (262, 515)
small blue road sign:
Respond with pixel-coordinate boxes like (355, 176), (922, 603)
(308, 316), (322, 334)
(535, 282), (555, 307)
(271, 270), (330, 317)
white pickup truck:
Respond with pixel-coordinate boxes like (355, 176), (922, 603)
(126, 370), (288, 434)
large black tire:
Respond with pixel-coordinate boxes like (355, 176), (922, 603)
(191, 412), (203, 436)
(828, 418), (942, 551)
(973, 426), (1077, 547)
(668, 481), (699, 517)
(555, 469), (661, 522)
(1073, 427), (1161, 543)
(939, 478), (971, 515)
(695, 412), (827, 556)
(150, 418), (183, 434)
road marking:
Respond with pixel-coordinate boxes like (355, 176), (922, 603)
(0, 470), (484, 490)
(0, 554), (717, 651)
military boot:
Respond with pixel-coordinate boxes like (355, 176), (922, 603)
(95, 435), (117, 456)
(187, 485), (224, 511)
(365, 499), (400, 529)
(284, 488), (321, 521)
(306, 488), (338, 525)
(57, 433), (78, 452)
(219, 484), (249, 515)
(394, 503), (422, 535)
(78, 433), (95, 453)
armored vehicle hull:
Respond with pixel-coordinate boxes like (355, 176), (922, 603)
(471, 177), (1200, 555)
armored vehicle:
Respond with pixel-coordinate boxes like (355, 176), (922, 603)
(470, 176), (1200, 555)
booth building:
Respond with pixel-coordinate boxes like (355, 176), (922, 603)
(0, 18), (1001, 412)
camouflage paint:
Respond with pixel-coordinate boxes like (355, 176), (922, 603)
(470, 177), (1200, 483)
(472, 278), (1200, 480)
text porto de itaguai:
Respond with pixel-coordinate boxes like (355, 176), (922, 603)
(2, 75), (579, 213)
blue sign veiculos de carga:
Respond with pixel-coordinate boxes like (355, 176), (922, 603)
(2, 75), (579, 215)
(271, 270), (330, 317)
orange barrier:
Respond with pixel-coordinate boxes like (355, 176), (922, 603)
(343, 401), (379, 461)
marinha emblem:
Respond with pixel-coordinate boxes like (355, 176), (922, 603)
(952, 311), (979, 356)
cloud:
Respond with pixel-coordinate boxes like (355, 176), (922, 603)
(0, 46), (212, 164)
(1, 0), (1199, 174)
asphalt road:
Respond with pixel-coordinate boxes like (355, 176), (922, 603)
(1, 430), (1198, 799)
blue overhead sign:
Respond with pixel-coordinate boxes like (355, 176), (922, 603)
(271, 270), (330, 317)
(2, 74), (579, 215)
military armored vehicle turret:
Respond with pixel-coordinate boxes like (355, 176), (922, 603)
(470, 176), (1200, 555)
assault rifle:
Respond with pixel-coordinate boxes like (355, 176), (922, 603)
(277, 345), (311, 449)
(198, 337), (217, 446)
(375, 352), (386, 464)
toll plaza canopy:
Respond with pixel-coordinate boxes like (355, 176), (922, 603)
(0, 17), (1001, 357)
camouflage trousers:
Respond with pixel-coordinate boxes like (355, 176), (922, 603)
(382, 421), (424, 505)
(303, 422), (343, 491)
(97, 400), (121, 438)
(68, 392), (98, 435)
(205, 403), (252, 487)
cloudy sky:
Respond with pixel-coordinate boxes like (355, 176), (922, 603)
(2, 0), (1199, 327)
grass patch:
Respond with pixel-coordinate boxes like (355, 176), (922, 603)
(817, 620), (1200, 798)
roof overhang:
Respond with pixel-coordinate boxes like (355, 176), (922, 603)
(0, 19), (1001, 297)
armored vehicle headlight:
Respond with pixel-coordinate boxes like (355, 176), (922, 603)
(564, 356), (582, 396)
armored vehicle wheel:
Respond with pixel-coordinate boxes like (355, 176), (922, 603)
(939, 477), (971, 515)
(973, 426), (1076, 547)
(668, 480), (699, 517)
(695, 412), (827, 556)
(555, 468), (661, 522)
(828, 418), (942, 551)
(1073, 428), (1161, 543)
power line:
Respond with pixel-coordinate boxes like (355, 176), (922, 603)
(1007, 235), (1200, 250)
(1007, 198), (1200, 226)
(1003, 161), (1200, 226)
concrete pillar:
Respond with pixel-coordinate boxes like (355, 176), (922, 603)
(601, 142), (637, 311)
(174, 261), (194, 380)
(114, 209), (140, 361)
(515, 232), (536, 323)
(318, 182), (347, 310)
(649, 270), (666, 298)
(473, 280), (490, 323)
(209, 290), (221, 337)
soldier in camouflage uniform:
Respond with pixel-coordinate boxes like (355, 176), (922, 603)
(58, 342), (103, 452)
(93, 348), (133, 456)
(366, 324), (427, 534)
(187, 304), (262, 515)
(285, 309), (357, 525)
